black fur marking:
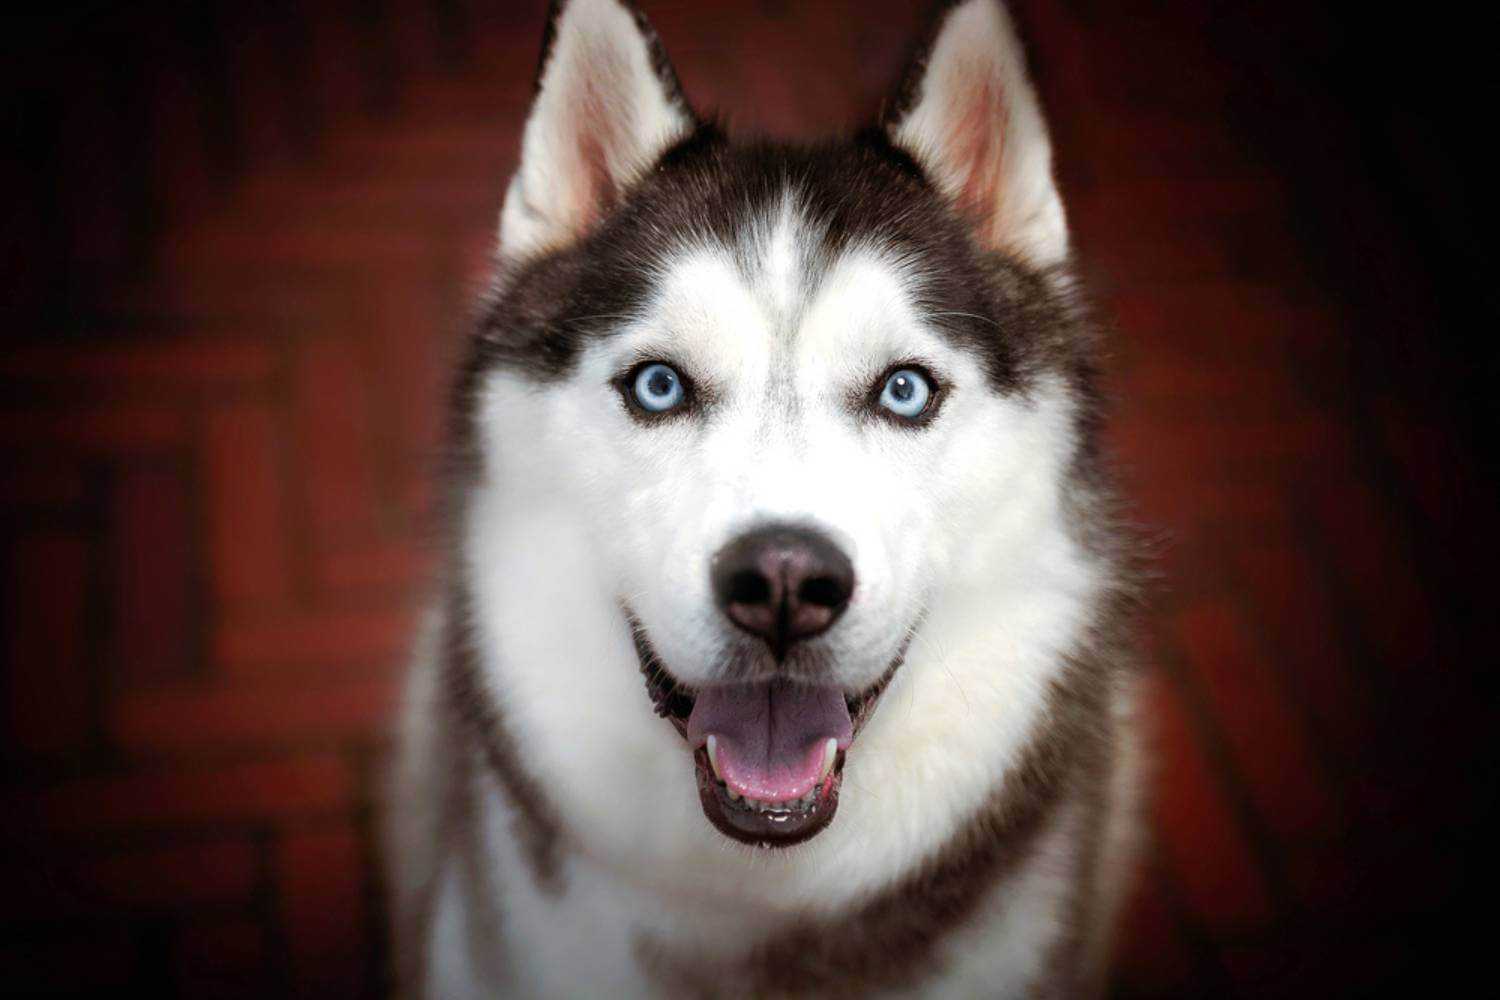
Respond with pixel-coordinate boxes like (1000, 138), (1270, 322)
(880, 0), (972, 131)
(533, 0), (564, 93)
(443, 579), (567, 894)
(852, 125), (930, 184)
(452, 125), (1085, 482)
(626, 608), (694, 734)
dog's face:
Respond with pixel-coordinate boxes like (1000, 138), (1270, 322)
(459, 0), (1091, 873)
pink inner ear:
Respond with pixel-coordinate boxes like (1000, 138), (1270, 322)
(949, 66), (1008, 226)
(559, 41), (636, 235)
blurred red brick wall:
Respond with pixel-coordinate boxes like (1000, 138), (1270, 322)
(1, 2), (1490, 996)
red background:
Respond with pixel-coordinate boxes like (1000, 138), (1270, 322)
(2, 1), (1491, 996)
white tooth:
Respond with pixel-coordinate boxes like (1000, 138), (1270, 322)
(819, 738), (837, 782)
(706, 735), (722, 780)
(727, 787), (741, 801)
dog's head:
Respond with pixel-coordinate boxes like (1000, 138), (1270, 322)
(456, 0), (1095, 865)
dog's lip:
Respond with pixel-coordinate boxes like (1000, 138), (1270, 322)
(626, 608), (905, 848)
(693, 743), (845, 848)
(626, 610), (902, 742)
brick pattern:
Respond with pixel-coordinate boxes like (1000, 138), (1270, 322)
(1, 2), (1485, 996)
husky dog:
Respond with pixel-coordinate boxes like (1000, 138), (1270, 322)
(387, 0), (1142, 995)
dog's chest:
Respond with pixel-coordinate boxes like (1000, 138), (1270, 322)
(425, 771), (1081, 999)
(424, 779), (767, 997)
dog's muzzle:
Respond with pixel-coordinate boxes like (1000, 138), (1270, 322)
(629, 528), (903, 849)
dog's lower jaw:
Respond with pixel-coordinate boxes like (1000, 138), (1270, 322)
(693, 743), (845, 848)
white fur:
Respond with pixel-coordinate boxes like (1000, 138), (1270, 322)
(499, 0), (693, 259)
(888, 0), (1069, 267)
(429, 203), (1106, 985)
(391, 2), (1132, 994)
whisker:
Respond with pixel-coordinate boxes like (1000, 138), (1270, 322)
(559, 312), (636, 328)
(927, 310), (1003, 331)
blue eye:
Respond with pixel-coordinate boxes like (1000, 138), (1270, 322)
(631, 362), (686, 413)
(877, 368), (933, 420)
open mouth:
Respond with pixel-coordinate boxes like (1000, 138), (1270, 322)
(631, 616), (900, 848)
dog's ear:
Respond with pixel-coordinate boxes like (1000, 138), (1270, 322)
(499, 0), (694, 260)
(883, 0), (1067, 268)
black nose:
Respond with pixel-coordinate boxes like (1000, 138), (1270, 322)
(711, 526), (855, 659)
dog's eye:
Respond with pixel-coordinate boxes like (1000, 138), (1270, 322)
(631, 362), (687, 413)
(877, 368), (933, 421)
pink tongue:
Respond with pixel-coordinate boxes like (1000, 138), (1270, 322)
(687, 680), (853, 801)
